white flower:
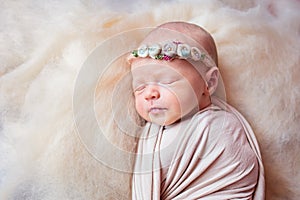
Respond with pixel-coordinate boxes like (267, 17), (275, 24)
(190, 47), (203, 61)
(137, 44), (149, 58)
(177, 44), (191, 59)
(162, 42), (177, 57)
(148, 44), (161, 58)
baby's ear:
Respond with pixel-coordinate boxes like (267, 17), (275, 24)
(205, 67), (219, 95)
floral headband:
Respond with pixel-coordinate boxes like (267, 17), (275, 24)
(131, 40), (216, 68)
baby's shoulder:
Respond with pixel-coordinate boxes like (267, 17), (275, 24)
(193, 107), (242, 132)
(192, 108), (248, 148)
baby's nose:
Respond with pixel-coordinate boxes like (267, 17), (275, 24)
(144, 86), (160, 100)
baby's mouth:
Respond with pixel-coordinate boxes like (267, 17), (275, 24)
(149, 107), (167, 114)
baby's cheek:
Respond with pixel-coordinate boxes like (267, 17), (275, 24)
(135, 99), (147, 118)
(176, 88), (199, 112)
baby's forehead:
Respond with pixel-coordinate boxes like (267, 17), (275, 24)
(130, 58), (205, 81)
(131, 59), (184, 75)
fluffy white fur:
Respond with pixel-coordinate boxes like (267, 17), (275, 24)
(0, 0), (299, 199)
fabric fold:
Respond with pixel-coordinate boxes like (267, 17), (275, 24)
(132, 97), (265, 200)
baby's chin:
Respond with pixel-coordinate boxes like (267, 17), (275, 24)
(147, 115), (180, 126)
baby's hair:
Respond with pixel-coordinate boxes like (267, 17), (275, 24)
(156, 21), (218, 66)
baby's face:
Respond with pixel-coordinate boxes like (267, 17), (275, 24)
(131, 58), (207, 126)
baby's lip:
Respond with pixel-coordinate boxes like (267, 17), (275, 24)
(148, 107), (167, 114)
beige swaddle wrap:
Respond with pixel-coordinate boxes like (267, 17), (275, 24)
(132, 97), (265, 199)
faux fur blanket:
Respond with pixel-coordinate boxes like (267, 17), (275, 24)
(0, 0), (299, 199)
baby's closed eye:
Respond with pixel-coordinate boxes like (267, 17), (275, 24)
(133, 84), (146, 92)
(159, 78), (180, 84)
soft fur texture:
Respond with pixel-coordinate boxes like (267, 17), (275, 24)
(0, 0), (299, 199)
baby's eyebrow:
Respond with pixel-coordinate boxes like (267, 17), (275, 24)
(132, 77), (147, 87)
(132, 74), (145, 81)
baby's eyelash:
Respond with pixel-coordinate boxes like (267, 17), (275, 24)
(134, 85), (146, 92)
(159, 79), (178, 85)
(133, 79), (179, 93)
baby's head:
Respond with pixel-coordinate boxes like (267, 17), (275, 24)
(129, 21), (219, 126)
